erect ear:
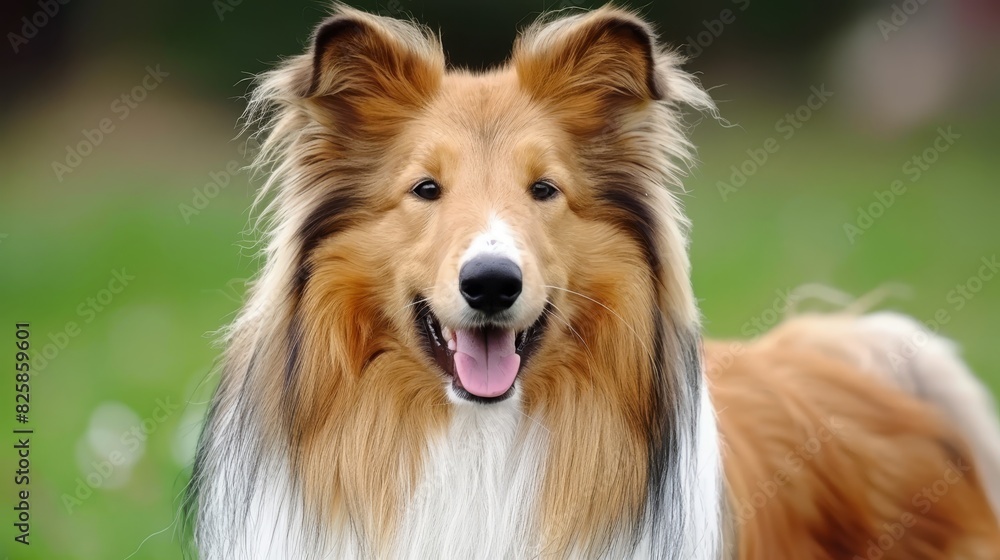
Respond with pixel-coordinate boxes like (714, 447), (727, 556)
(513, 7), (711, 133)
(303, 6), (445, 126)
(514, 7), (662, 100)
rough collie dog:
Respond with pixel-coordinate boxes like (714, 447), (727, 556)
(188, 5), (1000, 559)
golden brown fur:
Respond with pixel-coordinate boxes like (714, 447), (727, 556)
(708, 326), (1000, 559)
(211, 6), (717, 555)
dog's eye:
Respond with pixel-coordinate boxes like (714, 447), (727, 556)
(530, 181), (559, 201)
(411, 180), (441, 201)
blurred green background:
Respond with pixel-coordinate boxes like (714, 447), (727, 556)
(1, 0), (998, 558)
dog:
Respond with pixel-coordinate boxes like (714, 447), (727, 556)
(187, 5), (1000, 558)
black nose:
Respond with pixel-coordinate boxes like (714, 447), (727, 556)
(459, 257), (522, 314)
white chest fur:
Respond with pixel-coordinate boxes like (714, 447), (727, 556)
(391, 396), (550, 558)
(202, 384), (723, 559)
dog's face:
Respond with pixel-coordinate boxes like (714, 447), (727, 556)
(288, 7), (701, 406)
(388, 89), (568, 402)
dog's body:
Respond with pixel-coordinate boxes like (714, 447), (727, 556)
(188, 5), (1000, 559)
(710, 313), (1000, 558)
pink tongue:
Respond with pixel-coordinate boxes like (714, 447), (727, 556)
(453, 328), (521, 398)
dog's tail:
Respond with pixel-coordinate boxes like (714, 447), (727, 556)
(852, 312), (1000, 512)
(765, 310), (1000, 515)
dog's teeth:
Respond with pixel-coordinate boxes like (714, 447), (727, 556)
(518, 327), (534, 350)
(442, 326), (456, 351)
(426, 316), (444, 347)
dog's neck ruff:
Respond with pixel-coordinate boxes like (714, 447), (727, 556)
(194, 376), (724, 559)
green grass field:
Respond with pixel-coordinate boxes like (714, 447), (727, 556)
(1, 88), (997, 558)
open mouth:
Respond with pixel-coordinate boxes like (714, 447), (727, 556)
(414, 298), (547, 403)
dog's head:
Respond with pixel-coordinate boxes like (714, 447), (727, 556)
(248, 5), (712, 411)
(254, 5), (714, 407)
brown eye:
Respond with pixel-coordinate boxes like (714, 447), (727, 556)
(412, 179), (441, 201)
(531, 180), (559, 201)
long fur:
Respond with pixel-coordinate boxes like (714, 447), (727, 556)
(186, 4), (1000, 559)
(748, 311), (1000, 516)
(708, 313), (1000, 558)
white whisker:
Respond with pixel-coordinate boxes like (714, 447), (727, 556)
(515, 407), (551, 436)
(543, 303), (599, 394)
(544, 285), (655, 363)
(385, 293), (434, 331)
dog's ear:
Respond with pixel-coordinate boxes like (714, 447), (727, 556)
(513, 7), (712, 133)
(302, 7), (445, 125)
(514, 7), (662, 101)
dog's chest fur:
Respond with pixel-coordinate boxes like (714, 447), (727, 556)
(389, 397), (549, 558)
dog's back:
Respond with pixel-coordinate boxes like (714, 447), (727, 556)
(708, 313), (1000, 559)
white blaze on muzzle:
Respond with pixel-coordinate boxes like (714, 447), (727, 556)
(460, 217), (522, 268)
